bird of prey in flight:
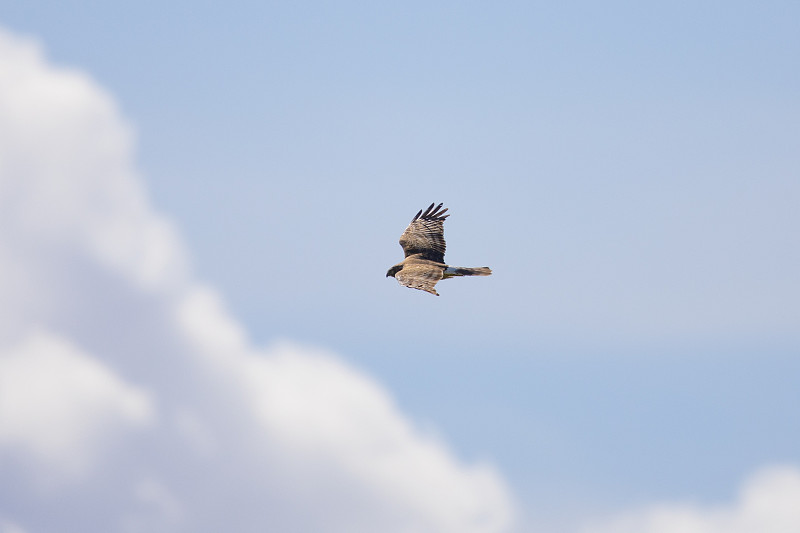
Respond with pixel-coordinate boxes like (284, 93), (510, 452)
(386, 203), (492, 296)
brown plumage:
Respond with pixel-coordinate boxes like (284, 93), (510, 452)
(386, 203), (492, 296)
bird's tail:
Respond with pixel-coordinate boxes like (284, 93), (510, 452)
(443, 266), (492, 278)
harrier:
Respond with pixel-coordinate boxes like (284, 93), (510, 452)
(386, 203), (492, 296)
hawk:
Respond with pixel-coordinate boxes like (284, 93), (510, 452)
(386, 203), (492, 296)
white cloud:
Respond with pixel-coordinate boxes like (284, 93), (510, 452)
(0, 330), (154, 477)
(580, 466), (800, 533)
(176, 286), (512, 532)
(0, 30), (188, 301)
(238, 344), (510, 531)
(0, 27), (514, 532)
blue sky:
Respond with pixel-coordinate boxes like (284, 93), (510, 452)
(1, 2), (799, 532)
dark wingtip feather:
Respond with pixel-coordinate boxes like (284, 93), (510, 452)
(414, 202), (450, 222)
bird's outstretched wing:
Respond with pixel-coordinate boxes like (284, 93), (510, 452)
(398, 202), (449, 263)
(395, 263), (444, 296)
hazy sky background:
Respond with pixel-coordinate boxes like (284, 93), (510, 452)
(1, 2), (799, 532)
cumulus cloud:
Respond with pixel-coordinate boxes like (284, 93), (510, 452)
(176, 286), (511, 532)
(0, 330), (153, 477)
(0, 27), (514, 533)
(0, 29), (187, 293)
(580, 466), (800, 533)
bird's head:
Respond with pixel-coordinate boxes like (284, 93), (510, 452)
(386, 264), (402, 278)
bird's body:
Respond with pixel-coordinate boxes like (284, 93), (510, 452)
(386, 203), (491, 296)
